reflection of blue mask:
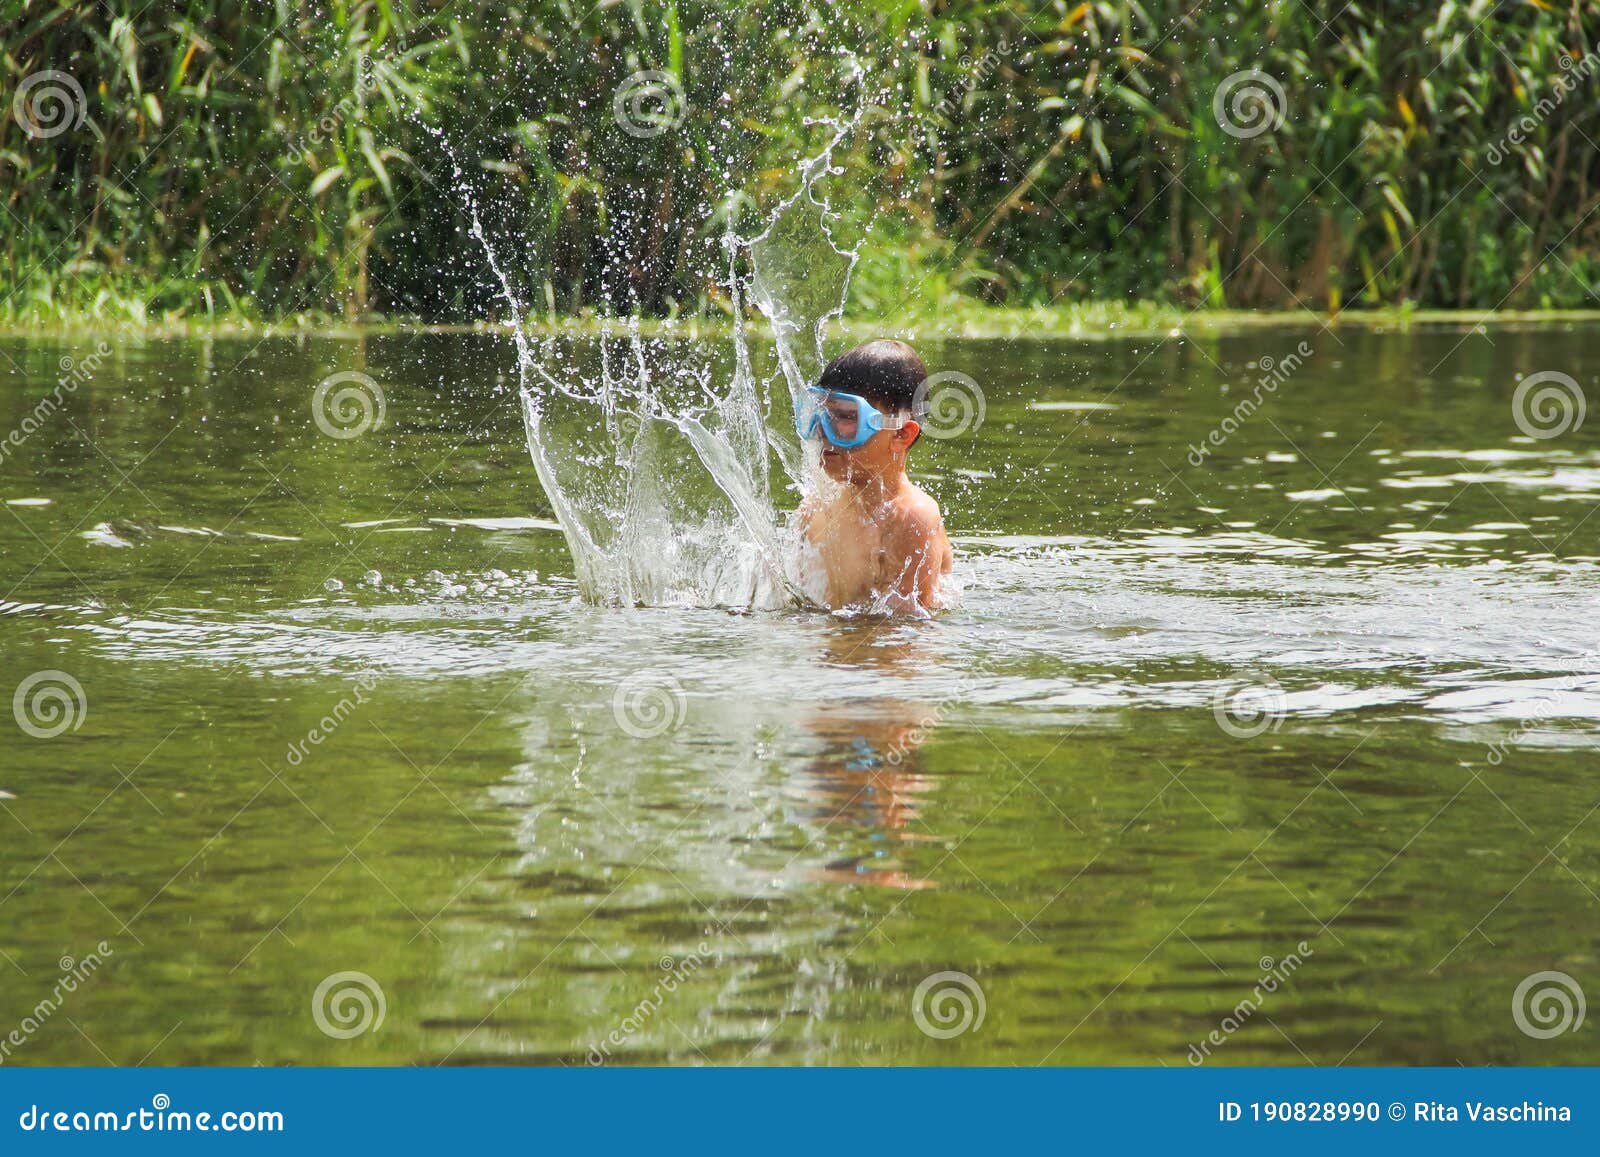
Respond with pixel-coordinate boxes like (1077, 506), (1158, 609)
(795, 386), (908, 450)
(845, 737), (882, 771)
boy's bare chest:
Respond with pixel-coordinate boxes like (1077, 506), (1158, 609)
(808, 504), (891, 596)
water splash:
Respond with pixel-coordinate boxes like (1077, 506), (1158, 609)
(437, 96), (864, 610)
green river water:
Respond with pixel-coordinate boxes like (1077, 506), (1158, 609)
(1, 322), (1597, 1066)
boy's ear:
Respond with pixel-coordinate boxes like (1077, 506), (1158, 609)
(897, 418), (921, 449)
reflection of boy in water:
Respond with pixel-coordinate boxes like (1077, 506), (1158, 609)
(800, 708), (938, 891)
(796, 340), (953, 613)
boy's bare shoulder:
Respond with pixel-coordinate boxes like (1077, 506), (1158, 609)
(887, 484), (946, 539)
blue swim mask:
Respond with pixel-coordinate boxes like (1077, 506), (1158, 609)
(795, 386), (910, 450)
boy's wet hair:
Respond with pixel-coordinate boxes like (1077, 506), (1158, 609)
(818, 339), (928, 417)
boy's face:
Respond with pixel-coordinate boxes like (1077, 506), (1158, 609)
(819, 402), (918, 485)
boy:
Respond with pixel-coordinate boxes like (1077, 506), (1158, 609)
(795, 339), (953, 612)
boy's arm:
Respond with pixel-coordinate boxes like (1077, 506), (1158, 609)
(881, 503), (949, 611)
(795, 496), (821, 541)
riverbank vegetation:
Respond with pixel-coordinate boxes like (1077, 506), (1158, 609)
(5, 0), (1599, 329)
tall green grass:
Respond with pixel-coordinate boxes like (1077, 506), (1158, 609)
(3, 0), (1598, 326)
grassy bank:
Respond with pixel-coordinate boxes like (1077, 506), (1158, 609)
(6, 1), (1600, 328)
(10, 299), (1600, 343)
